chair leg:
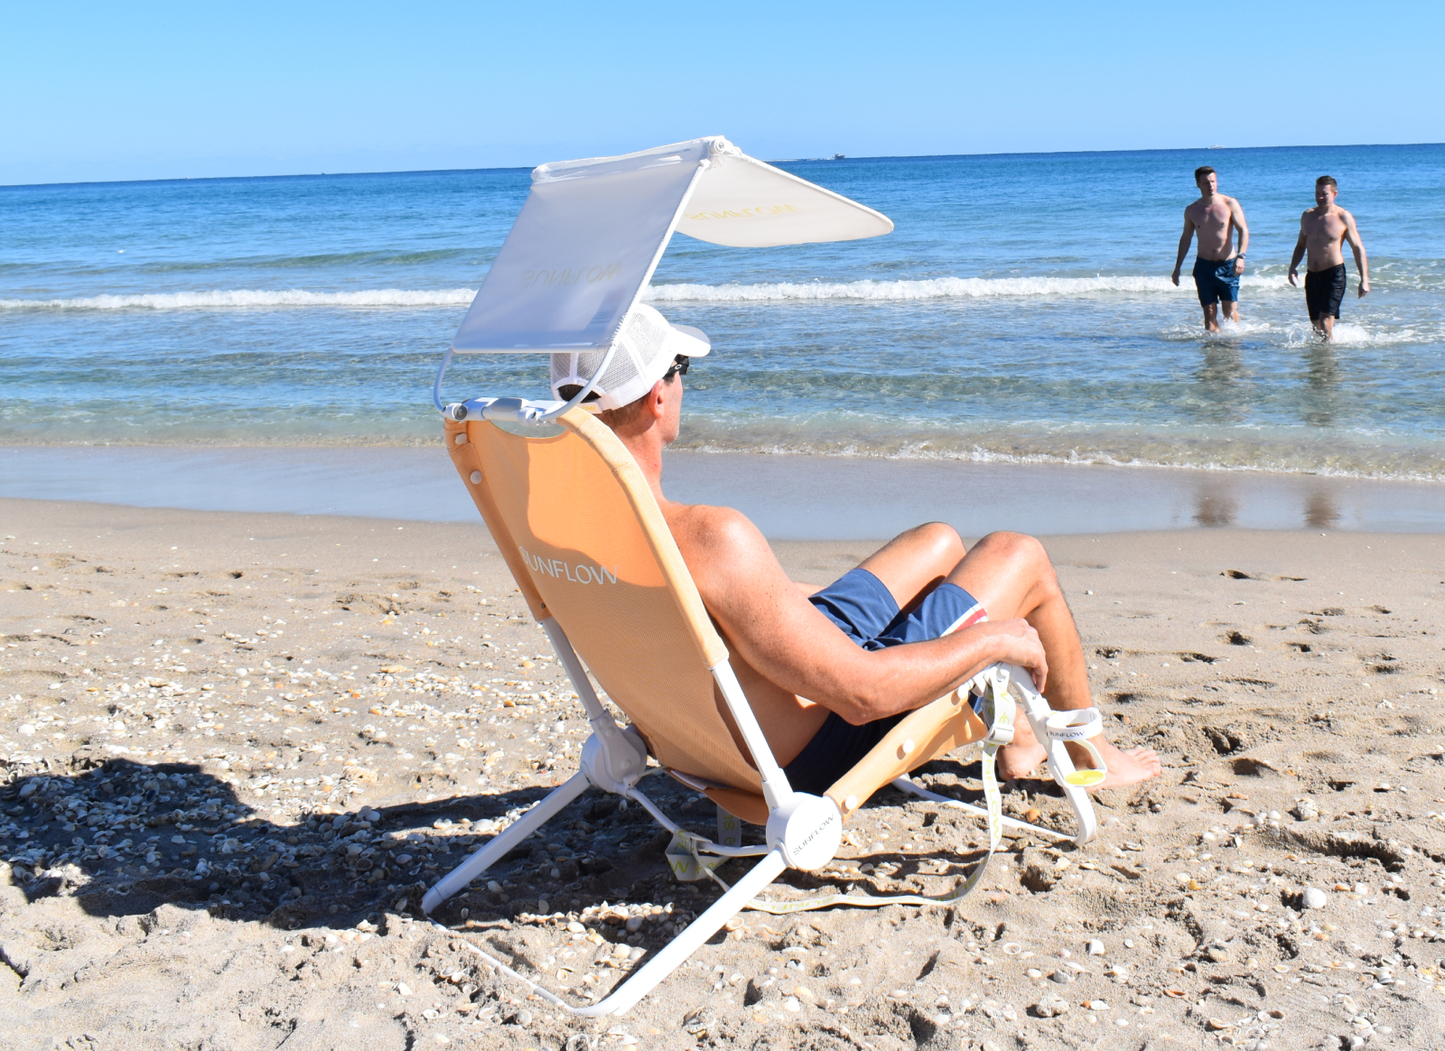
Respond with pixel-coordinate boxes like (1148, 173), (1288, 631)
(574, 848), (789, 1017)
(422, 771), (591, 915)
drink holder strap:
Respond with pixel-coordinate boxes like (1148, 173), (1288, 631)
(1044, 707), (1107, 788)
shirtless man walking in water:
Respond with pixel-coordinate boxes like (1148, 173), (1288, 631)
(1171, 166), (1250, 333)
(1289, 176), (1369, 339)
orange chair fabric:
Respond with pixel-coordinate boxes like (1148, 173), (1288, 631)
(446, 411), (993, 827)
(447, 412), (759, 792)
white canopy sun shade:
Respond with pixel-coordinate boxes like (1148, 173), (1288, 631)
(449, 137), (892, 354)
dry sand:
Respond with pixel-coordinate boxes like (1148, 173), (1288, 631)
(2, 497), (1444, 1050)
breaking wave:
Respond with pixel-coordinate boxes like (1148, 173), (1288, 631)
(0, 288), (478, 311)
(645, 273), (1292, 303)
(669, 423), (1445, 482)
(0, 272), (1312, 310)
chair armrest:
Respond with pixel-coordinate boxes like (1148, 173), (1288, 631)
(825, 689), (985, 822)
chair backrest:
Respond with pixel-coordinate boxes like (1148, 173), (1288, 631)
(446, 410), (764, 793)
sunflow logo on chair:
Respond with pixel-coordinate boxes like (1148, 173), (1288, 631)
(686, 204), (798, 222)
(520, 262), (623, 287)
(518, 545), (619, 585)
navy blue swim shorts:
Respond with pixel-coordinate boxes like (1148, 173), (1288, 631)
(782, 567), (987, 794)
(1193, 255), (1241, 306)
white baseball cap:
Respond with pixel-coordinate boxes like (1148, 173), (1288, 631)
(550, 303), (710, 410)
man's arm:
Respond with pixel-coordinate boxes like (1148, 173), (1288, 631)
(1171, 211), (1196, 286)
(676, 505), (1046, 725)
(1230, 197), (1250, 274)
(1288, 218), (1307, 287)
(1343, 209), (1369, 296)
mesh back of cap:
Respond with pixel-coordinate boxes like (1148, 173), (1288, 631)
(551, 304), (672, 408)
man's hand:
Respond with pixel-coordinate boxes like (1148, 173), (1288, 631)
(1234, 257), (1245, 276)
(986, 618), (1049, 695)
(1358, 280), (1370, 298)
(1173, 211), (1195, 288)
(1288, 269), (1300, 287)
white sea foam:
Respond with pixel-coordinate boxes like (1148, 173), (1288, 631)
(674, 436), (1445, 482)
(645, 273), (1293, 303)
(1158, 317), (1430, 347)
(0, 273), (1301, 310)
(1281, 321), (1424, 346)
(0, 288), (478, 311)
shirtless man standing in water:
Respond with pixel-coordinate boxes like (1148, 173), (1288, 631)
(1289, 176), (1369, 339)
(1171, 166), (1250, 333)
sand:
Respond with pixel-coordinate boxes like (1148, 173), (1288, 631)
(3, 496), (1444, 1050)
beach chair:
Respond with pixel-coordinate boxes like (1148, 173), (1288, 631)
(421, 406), (1102, 1015)
(419, 137), (1104, 1015)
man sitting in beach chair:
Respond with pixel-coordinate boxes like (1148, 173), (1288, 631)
(554, 305), (1162, 793)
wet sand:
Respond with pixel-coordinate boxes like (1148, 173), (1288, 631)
(2, 497), (1444, 1050)
(7, 445), (1445, 536)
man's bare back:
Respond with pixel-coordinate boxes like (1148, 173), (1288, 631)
(1289, 177), (1369, 338)
(597, 366), (1161, 790)
(1171, 168), (1249, 333)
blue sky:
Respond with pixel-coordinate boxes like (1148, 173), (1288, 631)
(3, 1), (1441, 185)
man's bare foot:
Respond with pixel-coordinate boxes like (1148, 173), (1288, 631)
(1090, 738), (1162, 789)
(996, 715), (1046, 781)
(994, 709), (1162, 789)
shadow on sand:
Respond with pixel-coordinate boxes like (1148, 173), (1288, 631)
(4, 752), (1027, 937)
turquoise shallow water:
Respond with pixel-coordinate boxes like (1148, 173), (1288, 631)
(2, 144), (1443, 479)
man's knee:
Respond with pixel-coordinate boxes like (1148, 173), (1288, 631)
(976, 531), (1057, 586)
(911, 521), (965, 564)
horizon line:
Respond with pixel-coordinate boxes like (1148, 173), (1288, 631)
(3, 141), (1441, 192)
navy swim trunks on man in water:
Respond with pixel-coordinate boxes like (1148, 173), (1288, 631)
(1192, 255), (1241, 306)
(1305, 263), (1348, 320)
(782, 567), (987, 794)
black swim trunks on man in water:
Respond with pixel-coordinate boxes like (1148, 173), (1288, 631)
(1305, 263), (1348, 320)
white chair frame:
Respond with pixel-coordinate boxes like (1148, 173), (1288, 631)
(421, 616), (1097, 1017)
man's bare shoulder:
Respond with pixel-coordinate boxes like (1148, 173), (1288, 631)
(662, 500), (772, 569)
(661, 500), (785, 610)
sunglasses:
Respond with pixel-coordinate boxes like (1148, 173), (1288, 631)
(663, 355), (691, 380)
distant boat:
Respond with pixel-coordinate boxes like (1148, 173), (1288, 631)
(1208, 144), (1225, 150)
(832, 153), (846, 160)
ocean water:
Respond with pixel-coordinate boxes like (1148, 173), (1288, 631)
(3, 144), (1444, 481)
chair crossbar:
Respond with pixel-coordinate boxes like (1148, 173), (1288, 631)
(624, 786), (771, 858)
